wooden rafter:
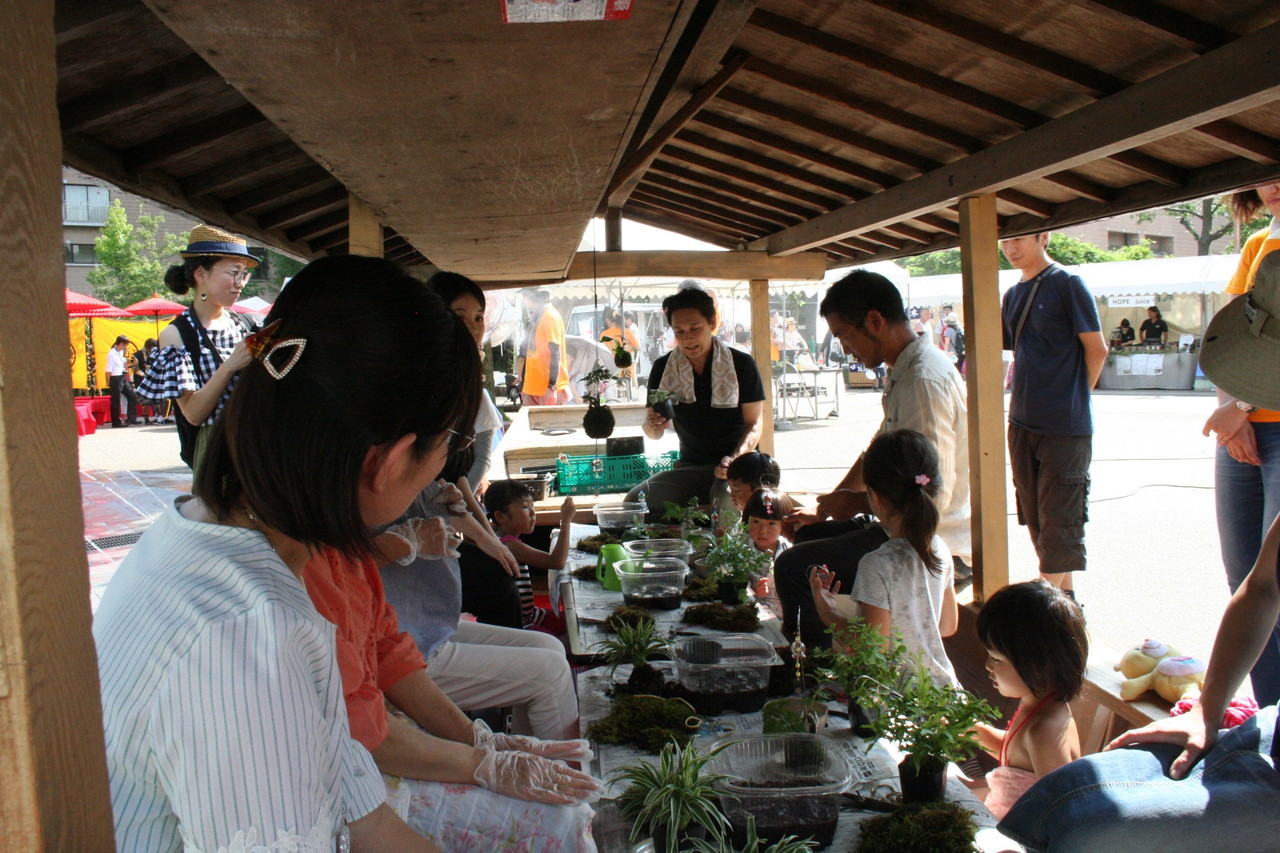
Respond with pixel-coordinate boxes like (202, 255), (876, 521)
(647, 161), (821, 219)
(1107, 150), (1186, 186)
(223, 166), (335, 215)
(663, 145), (842, 209)
(674, 130), (866, 201)
(121, 103), (266, 170)
(750, 20), (1280, 255)
(1041, 170), (1114, 203)
(634, 185), (783, 233)
(563, 249), (827, 281)
(287, 209), (347, 244)
(58, 54), (219, 134)
(626, 204), (743, 248)
(1190, 120), (1280, 164)
(631, 190), (762, 237)
(916, 212), (961, 235)
(996, 189), (1054, 218)
(255, 185), (349, 230)
(1073, 0), (1236, 52)
(182, 141), (308, 197)
(641, 173), (797, 228)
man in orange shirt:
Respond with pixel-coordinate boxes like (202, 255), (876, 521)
(517, 289), (571, 405)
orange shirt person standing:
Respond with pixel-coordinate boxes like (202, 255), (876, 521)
(517, 289), (571, 405)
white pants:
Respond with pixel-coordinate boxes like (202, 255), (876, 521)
(427, 620), (579, 741)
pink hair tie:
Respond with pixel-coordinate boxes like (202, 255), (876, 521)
(914, 474), (931, 486)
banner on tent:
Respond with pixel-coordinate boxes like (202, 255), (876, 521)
(1106, 295), (1155, 308)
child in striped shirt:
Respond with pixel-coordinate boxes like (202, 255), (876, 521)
(485, 480), (574, 635)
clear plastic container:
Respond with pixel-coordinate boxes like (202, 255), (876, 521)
(613, 557), (688, 610)
(671, 634), (779, 715)
(592, 501), (648, 535)
(621, 538), (694, 562)
(709, 734), (852, 850)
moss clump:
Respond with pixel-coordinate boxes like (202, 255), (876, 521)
(576, 532), (622, 553)
(855, 801), (977, 853)
(683, 575), (720, 602)
(682, 603), (760, 632)
(587, 693), (697, 753)
(571, 564), (600, 582)
(606, 605), (657, 633)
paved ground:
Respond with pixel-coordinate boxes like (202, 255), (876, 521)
(78, 384), (1233, 682)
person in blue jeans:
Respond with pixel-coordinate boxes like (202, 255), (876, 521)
(999, 245), (1280, 852)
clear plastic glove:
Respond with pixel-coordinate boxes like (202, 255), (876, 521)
(473, 744), (603, 805)
(384, 516), (462, 564)
(434, 480), (468, 516)
(472, 718), (593, 762)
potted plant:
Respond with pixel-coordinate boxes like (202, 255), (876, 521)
(700, 526), (772, 604)
(648, 388), (677, 421)
(595, 619), (668, 694)
(582, 363), (616, 438)
(854, 800), (977, 853)
(865, 657), (994, 804)
(817, 619), (905, 739)
(612, 740), (732, 853)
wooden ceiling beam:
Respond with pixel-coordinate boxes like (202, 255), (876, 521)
(255, 185), (350, 230)
(836, 236), (890, 255)
(1041, 170), (1114, 203)
(1107, 149), (1187, 186)
(647, 161), (821, 220)
(718, 88), (939, 174)
(182, 141), (310, 198)
(54, 0), (138, 45)
(997, 189), (1055, 218)
(750, 20), (1280, 255)
(675, 129), (866, 201)
(916, 212), (961, 235)
(865, 0), (1126, 96)
(633, 185), (785, 234)
(664, 144), (841, 209)
(1072, 0), (1236, 52)
(625, 205), (742, 249)
(605, 50), (750, 208)
(286, 209), (349, 244)
(858, 231), (908, 251)
(309, 228), (350, 252)
(748, 9), (1044, 128)
(564, 249), (828, 281)
(695, 112), (887, 193)
(1190, 120), (1280, 164)
(58, 54), (219, 134)
(121, 103), (267, 171)
(222, 166), (336, 216)
(631, 191), (765, 238)
(640, 175), (797, 228)
(883, 222), (934, 244)
(741, 58), (984, 154)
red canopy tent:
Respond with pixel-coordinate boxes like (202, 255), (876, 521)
(124, 294), (187, 337)
(65, 290), (130, 394)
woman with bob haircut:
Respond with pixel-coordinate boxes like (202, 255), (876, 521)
(626, 283), (765, 517)
(95, 255), (477, 851)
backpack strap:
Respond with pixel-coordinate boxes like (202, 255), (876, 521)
(170, 311), (213, 382)
(1012, 265), (1054, 352)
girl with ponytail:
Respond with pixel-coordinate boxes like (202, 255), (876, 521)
(809, 429), (960, 688)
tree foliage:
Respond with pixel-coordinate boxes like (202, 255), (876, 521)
(903, 233), (1151, 278)
(88, 200), (189, 307)
(1138, 197), (1270, 255)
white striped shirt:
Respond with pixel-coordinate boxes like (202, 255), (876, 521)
(94, 500), (385, 852)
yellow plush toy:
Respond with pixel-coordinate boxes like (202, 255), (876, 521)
(1116, 639), (1207, 703)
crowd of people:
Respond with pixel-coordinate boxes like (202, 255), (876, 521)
(93, 180), (1280, 852)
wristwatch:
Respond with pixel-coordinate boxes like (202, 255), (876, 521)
(1236, 400), (1259, 414)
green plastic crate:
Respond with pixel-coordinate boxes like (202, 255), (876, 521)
(555, 451), (679, 496)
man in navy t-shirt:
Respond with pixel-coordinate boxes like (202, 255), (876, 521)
(1000, 233), (1108, 597)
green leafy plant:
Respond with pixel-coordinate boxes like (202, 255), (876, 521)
(601, 333), (634, 369)
(855, 800), (977, 853)
(685, 816), (817, 853)
(701, 526), (773, 586)
(612, 740), (733, 853)
(867, 657), (994, 773)
(662, 498), (710, 527)
(587, 694), (698, 753)
(595, 619), (668, 693)
(816, 619), (907, 712)
(582, 364), (617, 438)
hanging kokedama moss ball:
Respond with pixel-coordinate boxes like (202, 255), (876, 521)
(613, 347), (633, 369)
(583, 401), (616, 438)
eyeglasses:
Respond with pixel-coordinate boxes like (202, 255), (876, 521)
(448, 428), (476, 452)
(224, 268), (251, 284)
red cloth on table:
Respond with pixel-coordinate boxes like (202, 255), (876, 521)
(303, 547), (427, 751)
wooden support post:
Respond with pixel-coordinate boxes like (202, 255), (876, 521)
(0, 2), (116, 844)
(958, 194), (1009, 602)
(749, 278), (775, 456)
(347, 192), (383, 257)
(604, 208), (623, 252)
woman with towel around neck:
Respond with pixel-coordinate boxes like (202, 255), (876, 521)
(625, 283), (765, 518)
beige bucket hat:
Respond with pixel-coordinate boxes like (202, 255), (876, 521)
(1200, 250), (1280, 410)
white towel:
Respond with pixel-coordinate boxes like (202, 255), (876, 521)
(659, 337), (740, 408)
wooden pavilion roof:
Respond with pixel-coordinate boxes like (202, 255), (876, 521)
(56, 0), (1280, 280)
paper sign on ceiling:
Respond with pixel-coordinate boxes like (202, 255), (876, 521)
(502, 0), (632, 23)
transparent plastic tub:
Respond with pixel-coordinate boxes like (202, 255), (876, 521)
(709, 734), (852, 850)
(613, 557), (688, 610)
(621, 538), (694, 562)
(671, 634), (779, 715)
(592, 501), (648, 535)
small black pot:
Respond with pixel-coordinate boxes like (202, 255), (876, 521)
(847, 698), (876, 739)
(898, 754), (947, 804)
(651, 398), (676, 421)
(717, 580), (746, 605)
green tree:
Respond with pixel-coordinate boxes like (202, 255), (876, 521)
(902, 248), (965, 277)
(904, 233), (1151, 278)
(1138, 197), (1270, 255)
(253, 249), (305, 298)
(88, 200), (189, 306)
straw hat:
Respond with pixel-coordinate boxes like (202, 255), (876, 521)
(179, 224), (259, 268)
(1200, 250), (1280, 410)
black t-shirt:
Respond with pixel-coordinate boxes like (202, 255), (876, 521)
(1139, 318), (1168, 342)
(648, 346), (765, 464)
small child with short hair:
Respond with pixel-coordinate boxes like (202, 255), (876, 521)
(484, 480), (575, 636)
(973, 580), (1088, 819)
(725, 451), (782, 512)
(740, 487), (795, 618)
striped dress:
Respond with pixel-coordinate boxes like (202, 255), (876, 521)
(94, 499), (385, 852)
(136, 311), (246, 426)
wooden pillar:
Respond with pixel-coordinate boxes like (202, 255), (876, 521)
(604, 208), (623, 252)
(749, 278), (775, 456)
(348, 192), (383, 257)
(959, 194), (1009, 602)
(0, 2), (115, 845)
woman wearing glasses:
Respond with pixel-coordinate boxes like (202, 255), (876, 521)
(137, 224), (258, 469)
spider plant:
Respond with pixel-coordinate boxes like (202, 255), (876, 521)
(594, 619), (668, 694)
(685, 816), (818, 853)
(612, 740), (733, 853)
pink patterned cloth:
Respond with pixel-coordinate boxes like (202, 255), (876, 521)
(985, 765), (1039, 820)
